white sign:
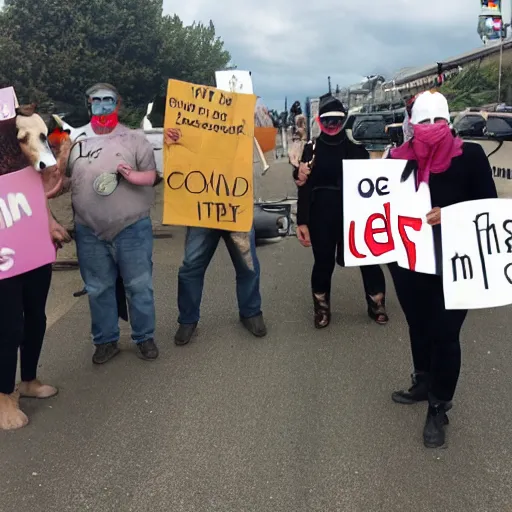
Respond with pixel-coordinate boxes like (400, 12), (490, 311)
(215, 70), (253, 94)
(442, 198), (512, 309)
(343, 159), (436, 274)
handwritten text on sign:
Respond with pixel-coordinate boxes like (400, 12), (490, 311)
(163, 79), (256, 232)
(0, 167), (56, 280)
(343, 159), (436, 274)
(442, 198), (512, 309)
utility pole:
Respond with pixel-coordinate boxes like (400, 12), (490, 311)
(328, 76), (332, 94)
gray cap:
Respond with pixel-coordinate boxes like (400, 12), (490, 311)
(85, 83), (120, 98)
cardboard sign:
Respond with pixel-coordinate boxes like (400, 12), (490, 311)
(0, 167), (56, 280)
(163, 79), (256, 231)
(343, 159), (436, 274)
(441, 198), (512, 309)
(215, 70), (254, 94)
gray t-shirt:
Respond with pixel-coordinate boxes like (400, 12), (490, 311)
(69, 124), (158, 241)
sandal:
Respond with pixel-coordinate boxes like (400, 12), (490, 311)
(367, 294), (388, 325)
(313, 292), (331, 329)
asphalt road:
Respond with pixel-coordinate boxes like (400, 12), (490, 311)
(1, 161), (511, 512)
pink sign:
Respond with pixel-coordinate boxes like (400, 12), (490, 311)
(0, 167), (56, 280)
(0, 86), (17, 123)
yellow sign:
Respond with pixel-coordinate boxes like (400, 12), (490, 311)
(163, 79), (257, 232)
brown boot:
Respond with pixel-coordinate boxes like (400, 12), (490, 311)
(0, 391), (29, 431)
(313, 292), (331, 328)
(18, 379), (58, 399)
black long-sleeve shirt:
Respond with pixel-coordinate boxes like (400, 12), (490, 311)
(417, 142), (497, 207)
(295, 136), (369, 226)
(390, 141), (498, 272)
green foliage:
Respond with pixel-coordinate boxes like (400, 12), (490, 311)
(0, 0), (232, 118)
(441, 63), (512, 110)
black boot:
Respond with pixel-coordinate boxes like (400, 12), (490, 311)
(313, 292), (331, 329)
(392, 372), (429, 404)
(241, 313), (267, 337)
(174, 323), (197, 346)
(137, 339), (159, 361)
(423, 396), (452, 449)
(92, 342), (120, 365)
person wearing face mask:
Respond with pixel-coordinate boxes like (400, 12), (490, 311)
(388, 91), (497, 448)
(294, 94), (388, 328)
(68, 83), (160, 364)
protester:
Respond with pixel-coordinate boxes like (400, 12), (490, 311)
(68, 83), (160, 364)
(294, 94), (388, 328)
(164, 128), (267, 345)
(388, 91), (498, 448)
(0, 103), (70, 430)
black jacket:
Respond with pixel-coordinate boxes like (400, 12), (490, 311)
(295, 136), (369, 226)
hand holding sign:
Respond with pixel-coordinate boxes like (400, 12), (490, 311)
(426, 207), (441, 226)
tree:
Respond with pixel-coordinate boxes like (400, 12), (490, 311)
(156, 15), (233, 94)
(0, 1), (232, 113)
(441, 63), (512, 110)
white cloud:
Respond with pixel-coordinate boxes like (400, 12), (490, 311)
(168, 2), (495, 109)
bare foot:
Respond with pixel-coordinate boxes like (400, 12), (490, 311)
(18, 380), (58, 399)
(0, 392), (29, 430)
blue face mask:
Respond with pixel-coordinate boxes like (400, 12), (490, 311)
(90, 92), (117, 116)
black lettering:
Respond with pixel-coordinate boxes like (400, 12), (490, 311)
(505, 263), (512, 284)
(229, 126), (236, 135)
(212, 110), (220, 120)
(473, 212), (501, 290)
(233, 177), (249, 197)
(184, 171), (208, 194)
(208, 90), (215, 103)
(214, 173), (230, 196)
(236, 125), (244, 135)
(229, 204), (240, 223)
(198, 106), (207, 116)
(194, 87), (208, 100)
(451, 253), (473, 281)
(73, 141), (102, 164)
(503, 220), (512, 252)
(175, 112), (183, 125)
(197, 201), (201, 221)
(358, 178), (374, 198)
(215, 202), (227, 222)
(376, 177), (390, 196)
(167, 171), (185, 190)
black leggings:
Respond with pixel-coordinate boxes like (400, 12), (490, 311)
(309, 198), (385, 298)
(0, 264), (52, 395)
(389, 264), (467, 402)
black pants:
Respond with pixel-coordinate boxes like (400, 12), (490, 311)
(0, 264), (52, 395)
(309, 196), (385, 298)
(389, 264), (467, 402)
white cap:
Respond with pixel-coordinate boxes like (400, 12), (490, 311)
(410, 91), (450, 125)
(320, 111), (345, 117)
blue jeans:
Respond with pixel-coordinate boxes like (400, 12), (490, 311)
(75, 217), (155, 345)
(178, 227), (262, 324)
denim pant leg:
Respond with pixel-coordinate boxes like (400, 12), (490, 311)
(223, 227), (262, 319)
(75, 223), (119, 345)
(177, 227), (221, 324)
(114, 217), (156, 344)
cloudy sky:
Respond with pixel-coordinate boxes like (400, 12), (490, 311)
(165, 0), (506, 110)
